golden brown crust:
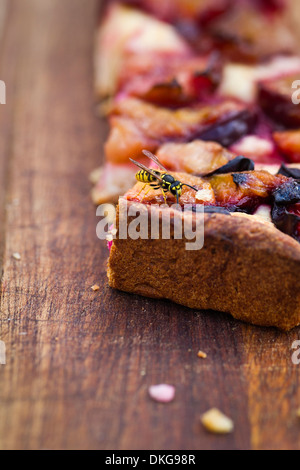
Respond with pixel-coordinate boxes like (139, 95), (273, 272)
(107, 201), (300, 331)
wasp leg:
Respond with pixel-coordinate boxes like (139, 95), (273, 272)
(137, 183), (147, 197)
(141, 186), (152, 201)
(150, 185), (167, 204)
(175, 190), (179, 204)
(144, 184), (167, 204)
(160, 188), (167, 204)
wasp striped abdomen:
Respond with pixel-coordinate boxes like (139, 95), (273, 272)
(135, 169), (157, 184)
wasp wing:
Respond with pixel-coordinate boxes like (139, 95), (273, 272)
(129, 158), (163, 182)
(142, 150), (168, 172)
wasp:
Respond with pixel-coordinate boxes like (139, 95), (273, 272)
(129, 150), (198, 204)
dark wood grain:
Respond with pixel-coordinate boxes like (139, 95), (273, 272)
(0, 0), (299, 450)
(0, 0), (10, 269)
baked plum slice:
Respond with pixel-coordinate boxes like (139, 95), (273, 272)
(96, 3), (223, 105)
(258, 75), (300, 128)
(126, 168), (287, 213)
(198, 108), (256, 148)
(156, 140), (236, 175)
(134, 55), (222, 106)
(91, 139), (235, 205)
(95, 3), (192, 100)
(208, 2), (297, 60)
(105, 97), (256, 163)
(273, 129), (300, 163)
(272, 201), (300, 243)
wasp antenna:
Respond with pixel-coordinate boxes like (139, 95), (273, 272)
(183, 183), (198, 192)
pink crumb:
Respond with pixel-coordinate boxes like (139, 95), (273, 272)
(148, 384), (175, 403)
(106, 224), (115, 252)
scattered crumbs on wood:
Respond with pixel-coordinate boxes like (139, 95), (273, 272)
(140, 370), (146, 376)
(201, 408), (234, 434)
(148, 384), (175, 403)
(197, 350), (207, 359)
(91, 285), (100, 292)
(12, 253), (21, 261)
(296, 408), (300, 419)
(19, 332), (27, 336)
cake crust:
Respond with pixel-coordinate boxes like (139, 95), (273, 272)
(108, 201), (300, 330)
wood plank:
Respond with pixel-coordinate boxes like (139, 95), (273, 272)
(0, 0), (252, 450)
(243, 325), (300, 450)
(0, 0), (299, 451)
(0, 0), (7, 41)
(0, 0), (107, 450)
(0, 0), (12, 273)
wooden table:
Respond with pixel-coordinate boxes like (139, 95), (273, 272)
(0, 0), (300, 450)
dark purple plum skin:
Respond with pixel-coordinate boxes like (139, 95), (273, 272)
(196, 109), (257, 147)
(258, 84), (300, 129)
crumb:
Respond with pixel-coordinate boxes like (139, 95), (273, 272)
(297, 408), (300, 418)
(201, 408), (234, 434)
(148, 384), (175, 403)
(91, 285), (100, 291)
(12, 253), (21, 261)
(89, 166), (103, 185)
(197, 350), (207, 359)
(195, 188), (213, 202)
